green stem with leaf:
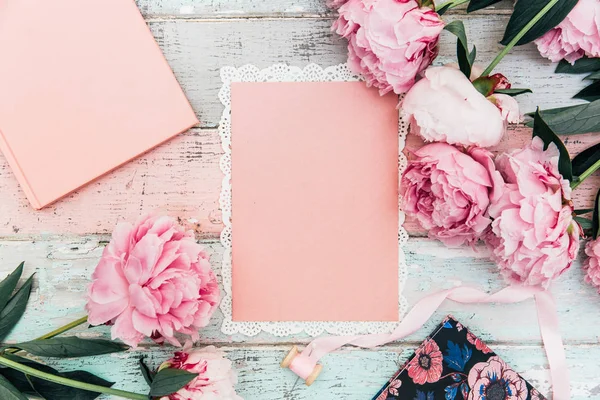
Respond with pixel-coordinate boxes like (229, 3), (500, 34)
(436, 0), (469, 11)
(481, 0), (561, 76)
(0, 355), (148, 400)
(35, 316), (89, 341)
(6, 316), (89, 355)
(571, 159), (600, 189)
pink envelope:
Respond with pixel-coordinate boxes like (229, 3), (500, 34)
(231, 81), (399, 321)
(0, 0), (198, 209)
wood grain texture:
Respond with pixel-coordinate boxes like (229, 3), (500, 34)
(1, 238), (599, 399)
(2, 2), (600, 399)
(0, 14), (594, 236)
(148, 15), (588, 129)
(42, 345), (600, 400)
(1, 126), (598, 238)
(135, 0), (514, 17)
(2, 238), (600, 346)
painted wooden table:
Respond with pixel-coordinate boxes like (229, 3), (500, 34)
(1, 1), (600, 399)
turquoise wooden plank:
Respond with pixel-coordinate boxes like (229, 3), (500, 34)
(35, 344), (600, 399)
(1, 238), (599, 346)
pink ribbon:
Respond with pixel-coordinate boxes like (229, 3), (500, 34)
(287, 286), (569, 399)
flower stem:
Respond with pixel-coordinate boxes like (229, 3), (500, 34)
(481, 0), (560, 76)
(0, 355), (148, 400)
(35, 316), (89, 340)
(439, 372), (467, 380)
(6, 315), (89, 355)
(571, 158), (600, 189)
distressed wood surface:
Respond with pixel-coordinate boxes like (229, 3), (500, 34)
(3, 238), (600, 346)
(1, 126), (598, 238)
(2, 238), (600, 399)
(40, 345), (600, 400)
(2, 1), (600, 399)
(134, 0), (514, 17)
(149, 15), (587, 129)
(0, 12), (596, 237)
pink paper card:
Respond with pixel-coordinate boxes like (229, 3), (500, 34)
(0, 0), (198, 209)
(231, 81), (399, 322)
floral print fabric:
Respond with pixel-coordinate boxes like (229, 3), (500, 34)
(373, 316), (546, 400)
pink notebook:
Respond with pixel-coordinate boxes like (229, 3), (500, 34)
(231, 81), (399, 322)
(0, 0), (198, 209)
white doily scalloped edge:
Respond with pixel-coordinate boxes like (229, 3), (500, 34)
(218, 63), (409, 337)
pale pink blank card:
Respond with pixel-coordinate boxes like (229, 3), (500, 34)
(0, 0), (198, 209)
(231, 81), (399, 322)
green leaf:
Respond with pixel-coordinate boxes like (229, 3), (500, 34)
(149, 368), (198, 397)
(574, 216), (593, 231)
(501, 0), (578, 46)
(139, 358), (155, 386)
(0, 355), (114, 400)
(14, 337), (129, 358)
(0, 275), (33, 343)
(571, 143), (600, 177)
(535, 101), (600, 135)
(437, 3), (452, 15)
(585, 71), (600, 81)
(467, 0), (503, 12)
(494, 88), (533, 96)
(0, 263), (24, 313)
(444, 20), (475, 79)
(594, 189), (600, 239)
(556, 57), (600, 74)
(574, 81), (600, 102)
(575, 208), (594, 215)
(0, 374), (27, 400)
(532, 108), (572, 181)
(58, 371), (115, 400)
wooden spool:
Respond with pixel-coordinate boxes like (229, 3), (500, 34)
(280, 345), (323, 386)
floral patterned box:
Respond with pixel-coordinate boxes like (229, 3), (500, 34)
(373, 316), (545, 400)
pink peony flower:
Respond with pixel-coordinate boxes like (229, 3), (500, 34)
(160, 344), (242, 400)
(402, 66), (520, 147)
(332, 0), (444, 95)
(485, 137), (581, 288)
(584, 237), (600, 292)
(406, 339), (443, 385)
(534, 0), (600, 64)
(489, 94), (522, 124)
(467, 356), (528, 400)
(86, 215), (220, 347)
(326, 0), (348, 8)
(401, 143), (502, 246)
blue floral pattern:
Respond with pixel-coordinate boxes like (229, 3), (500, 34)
(372, 316), (546, 400)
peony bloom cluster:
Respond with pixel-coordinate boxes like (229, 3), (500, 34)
(485, 137), (581, 288)
(535, 0), (600, 64)
(583, 237), (600, 293)
(332, 0), (444, 94)
(403, 66), (521, 148)
(160, 345), (242, 400)
(401, 143), (501, 246)
(86, 215), (220, 347)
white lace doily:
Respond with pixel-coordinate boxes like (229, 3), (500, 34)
(218, 63), (409, 337)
